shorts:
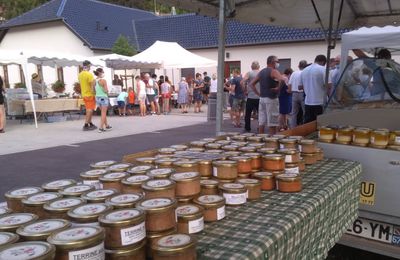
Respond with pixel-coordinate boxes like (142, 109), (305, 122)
(259, 97), (279, 127)
(0, 96), (4, 105)
(147, 94), (156, 102)
(162, 93), (171, 99)
(229, 95), (234, 107)
(138, 94), (147, 103)
(117, 101), (125, 108)
(83, 96), (96, 110)
(95, 96), (109, 107)
(127, 103), (135, 109)
(232, 98), (246, 111)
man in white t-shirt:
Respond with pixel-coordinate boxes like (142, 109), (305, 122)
(299, 55), (327, 123)
(210, 74), (217, 94)
(288, 60), (307, 128)
(144, 73), (156, 114)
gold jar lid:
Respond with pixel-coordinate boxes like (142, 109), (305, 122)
(219, 183), (247, 193)
(99, 208), (145, 227)
(0, 208), (12, 217)
(229, 156), (252, 162)
(80, 169), (108, 179)
(289, 136), (304, 141)
(0, 213), (38, 232)
(276, 173), (301, 182)
(122, 175), (151, 186)
(354, 127), (371, 134)
(252, 171), (274, 179)
(239, 146), (257, 153)
(200, 179), (219, 188)
(171, 172), (200, 182)
(47, 226), (104, 250)
(203, 138), (217, 143)
(212, 160), (237, 168)
(147, 168), (175, 179)
(205, 149), (223, 154)
(0, 232), (19, 248)
(127, 165), (153, 175)
(272, 134), (287, 139)
(44, 197), (86, 213)
(142, 179), (176, 191)
(137, 198), (177, 213)
(106, 163), (132, 172)
(41, 179), (76, 192)
(337, 127), (353, 133)
(258, 147), (277, 154)
(176, 204), (203, 221)
(193, 195), (225, 208)
(158, 148), (177, 154)
(16, 219), (71, 241)
(155, 154), (173, 160)
(59, 184), (95, 197)
(22, 192), (62, 206)
(0, 241), (55, 260)
(299, 139), (316, 145)
(247, 143), (265, 148)
(173, 160), (199, 168)
(106, 193), (144, 208)
(279, 138), (297, 144)
(319, 126), (333, 131)
(247, 136), (263, 142)
(5, 186), (43, 200)
(231, 135), (247, 141)
(67, 203), (113, 221)
(154, 158), (179, 167)
(264, 137), (279, 143)
(81, 189), (118, 202)
(237, 178), (261, 187)
(187, 147), (205, 152)
(222, 145), (239, 151)
(90, 160), (117, 169)
(262, 154), (284, 160)
(231, 141), (248, 147)
(105, 239), (146, 257)
(278, 148), (298, 155)
(215, 140), (231, 145)
(372, 130), (389, 135)
(189, 141), (208, 147)
(285, 162), (299, 167)
(147, 226), (177, 240)
(170, 144), (189, 151)
(99, 172), (128, 182)
(224, 151), (241, 157)
(205, 143), (222, 149)
(198, 159), (213, 165)
(152, 234), (196, 256)
(242, 152), (262, 159)
(301, 152), (317, 157)
(135, 157), (156, 164)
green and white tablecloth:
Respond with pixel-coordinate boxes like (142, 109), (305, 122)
(196, 158), (361, 260)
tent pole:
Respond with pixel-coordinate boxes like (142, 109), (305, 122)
(216, 0), (226, 135)
(324, 0), (335, 110)
(23, 62), (38, 128)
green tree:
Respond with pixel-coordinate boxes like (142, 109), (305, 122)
(111, 35), (137, 56)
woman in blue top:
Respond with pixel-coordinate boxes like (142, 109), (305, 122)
(279, 68), (293, 131)
(94, 68), (112, 133)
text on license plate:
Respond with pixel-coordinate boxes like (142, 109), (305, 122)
(346, 217), (400, 246)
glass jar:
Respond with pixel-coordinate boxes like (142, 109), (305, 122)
(16, 219), (71, 241)
(148, 168), (175, 179)
(0, 213), (38, 232)
(212, 160), (238, 180)
(231, 135), (247, 142)
(0, 241), (55, 260)
(142, 179), (176, 200)
(135, 157), (156, 165)
(105, 239), (146, 260)
(176, 204), (204, 234)
(298, 158), (306, 172)
(59, 184), (95, 197)
(193, 195), (225, 222)
(389, 130), (400, 145)
(155, 158), (180, 169)
(370, 130), (389, 148)
(262, 154), (285, 171)
(158, 148), (176, 155)
(197, 160), (213, 178)
(229, 156), (252, 174)
(122, 175), (152, 194)
(81, 189), (119, 203)
(264, 137), (280, 149)
(221, 145), (239, 151)
(80, 169), (108, 189)
(252, 172), (275, 191)
(100, 172), (129, 191)
(189, 141), (208, 148)
(146, 227), (177, 259)
(247, 136), (264, 143)
(353, 127), (371, 146)
(68, 203), (113, 226)
(318, 126), (336, 142)
(127, 165), (154, 175)
(106, 193), (144, 209)
(315, 148), (324, 161)
(22, 192), (62, 219)
(41, 179), (76, 192)
(151, 234), (196, 260)
(285, 162), (300, 175)
(247, 142), (265, 149)
(200, 179), (219, 196)
(106, 163), (132, 173)
(99, 208), (146, 249)
(137, 198), (177, 232)
(219, 183), (247, 206)
(279, 138), (297, 149)
(242, 152), (262, 171)
(44, 197), (86, 219)
(5, 186), (43, 212)
(258, 147), (277, 154)
(336, 127), (353, 144)
(205, 143), (222, 150)
(170, 144), (188, 151)
(276, 174), (302, 192)
(170, 172), (201, 198)
(0, 232), (19, 248)
(237, 179), (261, 200)
(301, 153), (318, 165)
(173, 160), (200, 173)
(239, 146), (257, 153)
(278, 148), (300, 163)
(299, 139), (317, 153)
(90, 160), (117, 169)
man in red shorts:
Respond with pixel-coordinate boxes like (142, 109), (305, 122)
(78, 60), (97, 131)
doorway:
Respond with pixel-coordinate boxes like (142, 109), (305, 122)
(224, 61), (241, 79)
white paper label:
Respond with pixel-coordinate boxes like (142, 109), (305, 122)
(188, 217), (204, 234)
(120, 222), (146, 246)
(217, 206), (225, 220)
(285, 155), (293, 163)
(83, 180), (103, 189)
(246, 190), (249, 199)
(285, 167), (300, 174)
(370, 137), (375, 143)
(395, 136), (400, 143)
(213, 167), (218, 177)
(298, 145), (302, 152)
(68, 242), (104, 260)
(223, 192), (247, 205)
(280, 144), (284, 149)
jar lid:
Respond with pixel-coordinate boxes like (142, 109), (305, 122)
(373, 129), (389, 134)
(68, 203), (112, 220)
(247, 136), (263, 142)
(158, 148), (177, 154)
(176, 204), (203, 219)
(319, 126), (333, 130)
(106, 163), (132, 172)
(122, 175), (151, 185)
(301, 152), (317, 157)
(215, 140), (231, 145)
(252, 171), (274, 179)
(222, 145), (239, 151)
(135, 157), (156, 164)
(247, 143), (265, 148)
(106, 193), (143, 207)
(355, 127), (371, 133)
(212, 160), (237, 167)
(223, 151), (241, 157)
(187, 148), (205, 152)
(197, 159), (213, 165)
(272, 134), (287, 139)
(22, 192), (62, 206)
(170, 145), (188, 150)
(147, 168), (175, 178)
(0, 232), (19, 247)
(242, 152), (262, 159)
(299, 139), (316, 145)
(60, 184), (95, 196)
(219, 183), (246, 192)
(142, 179), (176, 191)
(105, 240), (146, 257)
(202, 138), (217, 142)
(289, 136), (304, 141)
(137, 198), (177, 212)
(41, 179), (76, 191)
(231, 135), (247, 141)
(239, 146), (257, 152)
(276, 173), (301, 182)
(194, 195), (225, 207)
(155, 158), (179, 166)
(279, 138), (297, 144)
(285, 162), (299, 167)
(237, 178), (261, 186)
(258, 148), (277, 154)
(99, 208), (145, 227)
(190, 141), (208, 147)
(47, 226), (104, 250)
(0, 241), (55, 260)
(5, 187), (43, 200)
(262, 154), (284, 160)
(99, 172), (128, 182)
(278, 148), (298, 155)
(205, 143), (222, 149)
(127, 165), (153, 174)
(0, 207), (11, 217)
(229, 156), (251, 162)
(44, 197), (86, 212)
(264, 137), (279, 142)
(170, 172), (200, 182)
(16, 219), (71, 240)
(200, 179), (219, 187)
(0, 213), (38, 231)
(90, 160), (117, 168)
(82, 189), (118, 200)
(153, 234), (196, 255)
(173, 160), (199, 168)
(80, 169), (108, 178)
(338, 127), (353, 132)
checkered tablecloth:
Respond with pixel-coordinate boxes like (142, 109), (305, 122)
(196, 158), (361, 260)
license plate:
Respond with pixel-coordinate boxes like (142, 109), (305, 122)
(346, 217), (400, 246)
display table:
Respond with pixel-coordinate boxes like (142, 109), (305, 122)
(197, 159), (361, 260)
(24, 98), (80, 113)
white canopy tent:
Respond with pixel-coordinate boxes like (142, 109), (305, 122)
(130, 41), (217, 69)
(93, 53), (162, 70)
(0, 50), (102, 128)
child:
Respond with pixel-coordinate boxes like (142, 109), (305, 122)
(117, 88), (128, 116)
(160, 79), (171, 115)
(127, 87), (135, 115)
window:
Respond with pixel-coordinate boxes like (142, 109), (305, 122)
(57, 67), (64, 82)
(18, 65), (25, 84)
(277, 58), (292, 73)
(2, 65), (9, 88)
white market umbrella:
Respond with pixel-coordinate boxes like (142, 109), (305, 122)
(94, 53), (162, 70)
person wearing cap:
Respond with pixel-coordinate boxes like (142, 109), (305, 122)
(78, 60), (97, 131)
(31, 73), (47, 99)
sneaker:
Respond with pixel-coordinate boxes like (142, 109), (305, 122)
(98, 128), (106, 133)
(105, 125), (112, 131)
(83, 125), (91, 131)
(0, 129), (4, 133)
(89, 123), (97, 130)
